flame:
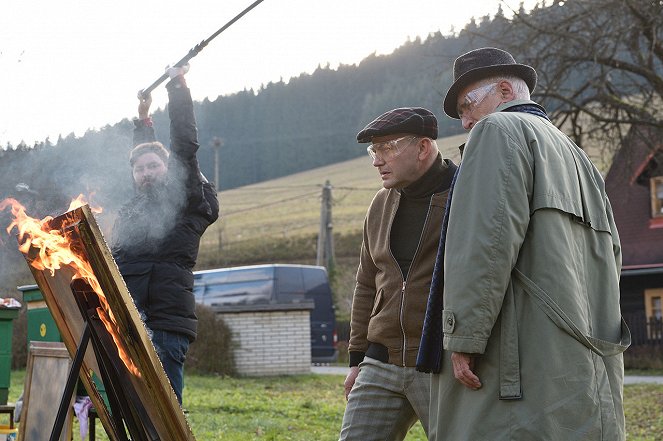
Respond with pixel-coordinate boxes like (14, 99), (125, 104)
(68, 193), (103, 214)
(1, 197), (140, 378)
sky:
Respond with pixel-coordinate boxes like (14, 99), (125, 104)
(0, 0), (537, 147)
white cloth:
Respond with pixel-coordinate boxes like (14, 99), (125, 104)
(73, 396), (93, 439)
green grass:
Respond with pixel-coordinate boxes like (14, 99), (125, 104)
(624, 383), (663, 440)
(6, 370), (425, 440)
(7, 369), (663, 440)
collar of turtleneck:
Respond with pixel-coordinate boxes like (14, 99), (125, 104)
(401, 153), (454, 199)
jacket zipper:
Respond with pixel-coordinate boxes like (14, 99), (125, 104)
(387, 191), (406, 366)
(399, 280), (407, 366)
(394, 195), (437, 367)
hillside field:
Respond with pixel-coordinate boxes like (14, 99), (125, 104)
(196, 134), (466, 266)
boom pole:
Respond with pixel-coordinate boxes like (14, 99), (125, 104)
(139, 0), (266, 98)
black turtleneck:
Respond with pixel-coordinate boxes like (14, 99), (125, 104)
(390, 153), (455, 279)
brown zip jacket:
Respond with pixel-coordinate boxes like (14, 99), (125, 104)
(348, 161), (453, 367)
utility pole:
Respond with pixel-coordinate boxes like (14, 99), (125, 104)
(212, 136), (224, 189)
(211, 136), (224, 252)
(316, 180), (335, 269)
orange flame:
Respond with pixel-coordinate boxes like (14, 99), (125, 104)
(68, 193), (103, 214)
(1, 197), (140, 378)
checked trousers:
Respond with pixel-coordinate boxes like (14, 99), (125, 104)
(339, 357), (431, 441)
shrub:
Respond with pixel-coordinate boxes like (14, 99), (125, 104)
(624, 345), (663, 370)
(185, 304), (235, 376)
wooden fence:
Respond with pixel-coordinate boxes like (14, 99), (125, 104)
(623, 313), (663, 346)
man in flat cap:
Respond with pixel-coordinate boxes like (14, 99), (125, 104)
(417, 47), (629, 440)
(339, 107), (457, 440)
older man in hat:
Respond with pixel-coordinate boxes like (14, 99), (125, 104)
(339, 107), (457, 440)
(417, 47), (630, 440)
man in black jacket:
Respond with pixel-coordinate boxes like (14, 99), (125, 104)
(111, 64), (219, 405)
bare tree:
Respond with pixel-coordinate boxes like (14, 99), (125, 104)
(470, 0), (663, 156)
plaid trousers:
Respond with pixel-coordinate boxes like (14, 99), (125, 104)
(339, 357), (431, 441)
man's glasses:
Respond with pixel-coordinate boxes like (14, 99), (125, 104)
(457, 82), (498, 118)
(367, 136), (419, 161)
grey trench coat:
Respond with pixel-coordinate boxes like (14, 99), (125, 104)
(430, 101), (630, 441)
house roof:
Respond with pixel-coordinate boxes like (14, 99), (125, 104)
(605, 127), (663, 267)
(621, 263), (663, 276)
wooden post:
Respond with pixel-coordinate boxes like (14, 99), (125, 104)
(211, 137), (224, 251)
(316, 180), (334, 268)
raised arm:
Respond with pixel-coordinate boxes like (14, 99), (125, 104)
(133, 93), (157, 146)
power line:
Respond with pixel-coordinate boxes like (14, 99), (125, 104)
(221, 190), (319, 216)
(224, 184), (378, 192)
(332, 186), (379, 191)
(226, 184), (321, 191)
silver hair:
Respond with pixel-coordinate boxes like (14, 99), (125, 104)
(480, 75), (531, 99)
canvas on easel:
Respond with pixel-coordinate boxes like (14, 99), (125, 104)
(10, 203), (195, 441)
(17, 342), (73, 441)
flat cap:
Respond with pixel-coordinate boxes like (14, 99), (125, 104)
(356, 107), (438, 143)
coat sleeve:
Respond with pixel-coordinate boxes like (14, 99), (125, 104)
(348, 216), (378, 366)
(442, 118), (533, 354)
(133, 119), (157, 146)
(166, 80), (219, 225)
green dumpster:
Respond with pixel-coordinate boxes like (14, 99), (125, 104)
(18, 285), (107, 405)
(0, 306), (19, 405)
(19, 285), (62, 345)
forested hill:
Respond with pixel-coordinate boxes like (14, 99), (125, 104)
(0, 30), (473, 216)
(3, 0), (652, 220)
(156, 31), (468, 191)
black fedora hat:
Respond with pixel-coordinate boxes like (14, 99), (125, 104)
(443, 47), (537, 119)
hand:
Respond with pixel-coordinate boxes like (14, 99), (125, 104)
(137, 93), (152, 120)
(344, 366), (360, 400)
(166, 63), (190, 79)
(451, 352), (482, 390)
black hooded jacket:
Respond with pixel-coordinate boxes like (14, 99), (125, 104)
(111, 80), (219, 342)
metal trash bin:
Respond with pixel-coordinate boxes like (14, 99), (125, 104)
(18, 285), (61, 345)
(0, 304), (20, 405)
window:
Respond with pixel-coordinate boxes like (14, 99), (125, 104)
(650, 177), (663, 218)
(644, 289), (663, 340)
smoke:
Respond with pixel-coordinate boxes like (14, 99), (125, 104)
(0, 120), (136, 292)
(108, 158), (189, 257)
(0, 104), (203, 298)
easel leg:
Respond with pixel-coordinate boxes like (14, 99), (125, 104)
(50, 323), (90, 441)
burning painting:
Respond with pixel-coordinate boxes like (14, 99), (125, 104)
(2, 198), (195, 441)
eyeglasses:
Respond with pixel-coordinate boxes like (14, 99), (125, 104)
(457, 82), (498, 118)
(367, 136), (419, 161)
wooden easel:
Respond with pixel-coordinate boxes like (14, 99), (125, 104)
(20, 205), (195, 441)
